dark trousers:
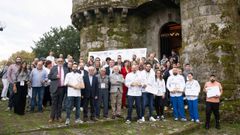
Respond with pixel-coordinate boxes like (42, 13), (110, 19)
(50, 87), (65, 120)
(127, 96), (142, 120)
(83, 97), (95, 118)
(142, 93), (154, 117)
(206, 102), (220, 127)
(43, 86), (52, 107)
(155, 96), (165, 117)
(8, 83), (14, 109)
(14, 82), (28, 115)
(96, 89), (109, 117)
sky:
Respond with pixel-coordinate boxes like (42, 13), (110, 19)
(0, 0), (72, 61)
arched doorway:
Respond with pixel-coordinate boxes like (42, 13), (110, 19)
(159, 22), (182, 59)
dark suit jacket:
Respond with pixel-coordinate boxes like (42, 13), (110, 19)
(77, 69), (88, 77)
(82, 75), (98, 98)
(48, 65), (68, 94)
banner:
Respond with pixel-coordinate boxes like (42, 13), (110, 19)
(88, 48), (147, 61)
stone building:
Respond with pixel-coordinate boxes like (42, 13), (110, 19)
(71, 0), (240, 98)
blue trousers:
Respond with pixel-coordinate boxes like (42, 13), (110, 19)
(142, 92), (154, 117)
(31, 87), (44, 112)
(66, 96), (81, 119)
(187, 99), (199, 120)
(127, 96), (142, 120)
(170, 96), (186, 119)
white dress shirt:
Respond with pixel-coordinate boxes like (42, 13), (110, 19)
(64, 72), (83, 97)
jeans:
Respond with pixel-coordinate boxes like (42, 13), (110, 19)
(142, 92), (154, 117)
(96, 89), (109, 117)
(66, 96), (81, 119)
(1, 78), (9, 98)
(170, 96), (186, 119)
(8, 83), (14, 109)
(31, 87), (44, 112)
(127, 96), (142, 120)
(187, 99), (199, 120)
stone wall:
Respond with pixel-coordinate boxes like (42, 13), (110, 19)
(145, 8), (180, 57)
(79, 15), (146, 57)
(180, 0), (240, 98)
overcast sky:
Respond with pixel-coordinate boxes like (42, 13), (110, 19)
(0, 0), (72, 61)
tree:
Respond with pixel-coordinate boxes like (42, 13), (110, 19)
(32, 25), (80, 61)
(8, 50), (35, 64)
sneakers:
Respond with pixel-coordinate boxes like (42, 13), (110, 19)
(142, 117), (145, 122)
(195, 119), (200, 123)
(137, 119), (143, 124)
(65, 119), (70, 125)
(75, 119), (83, 124)
(191, 119), (194, 122)
(149, 116), (156, 122)
(72, 107), (76, 111)
(174, 118), (178, 121)
(80, 107), (83, 112)
(125, 120), (131, 124)
(156, 116), (160, 120)
(1, 97), (7, 101)
(181, 118), (187, 122)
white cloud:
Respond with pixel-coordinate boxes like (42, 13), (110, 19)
(0, 0), (72, 61)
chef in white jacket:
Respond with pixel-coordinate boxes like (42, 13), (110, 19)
(154, 70), (166, 120)
(184, 73), (200, 123)
(125, 64), (143, 124)
(167, 67), (186, 121)
(141, 62), (156, 122)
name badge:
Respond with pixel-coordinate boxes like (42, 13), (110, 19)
(101, 83), (106, 89)
(20, 81), (25, 86)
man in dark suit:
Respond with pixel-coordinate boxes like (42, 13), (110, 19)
(82, 66), (98, 122)
(105, 60), (115, 76)
(48, 58), (69, 123)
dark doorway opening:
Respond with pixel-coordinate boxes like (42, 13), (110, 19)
(159, 22), (182, 59)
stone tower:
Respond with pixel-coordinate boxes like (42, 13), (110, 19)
(72, 0), (240, 98)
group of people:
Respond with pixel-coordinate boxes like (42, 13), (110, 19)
(0, 50), (223, 129)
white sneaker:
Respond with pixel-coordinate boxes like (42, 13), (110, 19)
(1, 98), (6, 101)
(75, 119), (83, 124)
(125, 120), (131, 124)
(181, 118), (187, 122)
(156, 116), (160, 120)
(149, 116), (156, 122)
(184, 105), (188, 110)
(191, 119), (194, 122)
(5, 97), (9, 100)
(137, 119), (143, 123)
(72, 107), (76, 111)
(65, 119), (70, 125)
(195, 119), (200, 123)
(141, 117), (145, 122)
(80, 107), (83, 112)
(174, 118), (178, 121)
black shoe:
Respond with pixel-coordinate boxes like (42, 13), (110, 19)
(91, 117), (97, 121)
(112, 115), (116, 119)
(83, 117), (88, 122)
(215, 124), (220, 129)
(205, 124), (210, 130)
(116, 114), (123, 118)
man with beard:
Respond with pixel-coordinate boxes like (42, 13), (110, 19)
(7, 57), (22, 111)
(64, 62), (85, 125)
(203, 74), (223, 129)
(141, 63), (156, 122)
(167, 68), (186, 121)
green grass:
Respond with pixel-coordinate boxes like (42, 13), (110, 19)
(0, 99), (239, 135)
